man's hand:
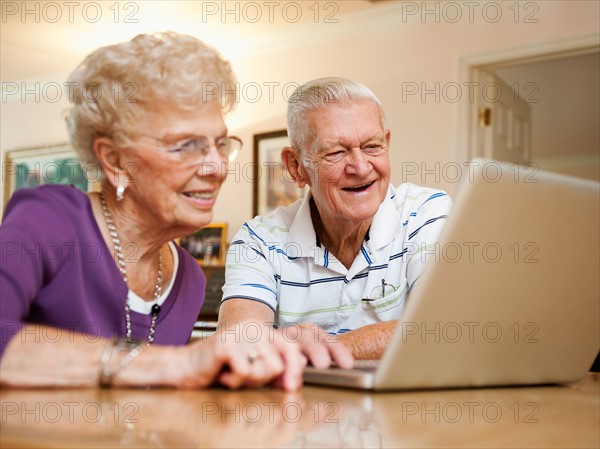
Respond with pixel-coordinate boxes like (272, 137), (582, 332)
(281, 322), (354, 369)
(217, 299), (354, 373)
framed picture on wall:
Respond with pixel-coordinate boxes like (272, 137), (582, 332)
(3, 144), (98, 206)
(252, 130), (307, 217)
(179, 222), (228, 266)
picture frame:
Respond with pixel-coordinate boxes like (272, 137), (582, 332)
(3, 144), (98, 207)
(253, 130), (307, 217)
(179, 222), (228, 266)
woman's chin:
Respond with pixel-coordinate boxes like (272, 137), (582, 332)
(176, 215), (214, 236)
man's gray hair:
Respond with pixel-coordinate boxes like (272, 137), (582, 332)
(286, 77), (386, 155)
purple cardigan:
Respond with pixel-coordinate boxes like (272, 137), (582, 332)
(0, 185), (205, 357)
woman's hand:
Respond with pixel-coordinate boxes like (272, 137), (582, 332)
(173, 325), (308, 391)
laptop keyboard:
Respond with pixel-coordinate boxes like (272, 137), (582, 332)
(350, 360), (380, 372)
(307, 359), (379, 371)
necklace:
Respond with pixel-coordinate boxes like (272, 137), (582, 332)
(99, 192), (163, 345)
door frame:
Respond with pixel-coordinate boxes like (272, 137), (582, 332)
(457, 34), (600, 163)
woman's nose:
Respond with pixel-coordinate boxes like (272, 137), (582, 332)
(196, 145), (227, 182)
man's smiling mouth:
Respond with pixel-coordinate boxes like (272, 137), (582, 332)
(342, 180), (375, 192)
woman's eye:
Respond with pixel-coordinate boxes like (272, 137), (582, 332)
(179, 139), (198, 152)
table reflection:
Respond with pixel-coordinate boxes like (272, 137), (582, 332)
(1, 388), (315, 448)
(1, 374), (598, 448)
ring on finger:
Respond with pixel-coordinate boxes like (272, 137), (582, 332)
(247, 350), (260, 364)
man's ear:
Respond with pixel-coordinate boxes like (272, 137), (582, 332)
(282, 146), (308, 189)
(92, 137), (129, 188)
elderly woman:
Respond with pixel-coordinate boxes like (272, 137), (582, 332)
(219, 78), (452, 361)
(0, 32), (306, 390)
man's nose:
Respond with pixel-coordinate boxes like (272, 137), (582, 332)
(346, 148), (371, 177)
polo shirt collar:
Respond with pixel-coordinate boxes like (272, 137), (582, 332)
(287, 191), (318, 254)
(366, 185), (402, 251)
(287, 185), (400, 256)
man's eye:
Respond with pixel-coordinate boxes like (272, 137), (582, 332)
(363, 144), (384, 153)
(324, 151), (345, 161)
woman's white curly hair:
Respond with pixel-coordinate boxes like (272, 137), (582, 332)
(65, 31), (236, 169)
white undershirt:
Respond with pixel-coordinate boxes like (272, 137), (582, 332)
(127, 241), (179, 314)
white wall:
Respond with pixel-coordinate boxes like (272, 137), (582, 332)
(2, 1), (599, 241)
(214, 1), (600, 240)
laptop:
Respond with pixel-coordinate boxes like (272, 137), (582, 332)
(303, 158), (600, 390)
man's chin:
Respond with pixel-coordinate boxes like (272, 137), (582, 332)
(341, 208), (379, 224)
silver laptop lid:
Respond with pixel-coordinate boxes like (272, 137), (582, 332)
(375, 159), (600, 389)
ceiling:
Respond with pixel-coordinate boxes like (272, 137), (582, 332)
(1, 0), (382, 82)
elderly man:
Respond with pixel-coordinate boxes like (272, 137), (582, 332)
(219, 78), (452, 362)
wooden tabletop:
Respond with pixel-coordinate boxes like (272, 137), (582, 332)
(1, 373), (598, 448)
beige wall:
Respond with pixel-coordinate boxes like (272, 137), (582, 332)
(2, 1), (599, 241)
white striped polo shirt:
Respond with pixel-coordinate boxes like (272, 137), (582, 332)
(222, 183), (452, 334)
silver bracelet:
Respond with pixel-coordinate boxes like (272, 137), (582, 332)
(98, 338), (143, 388)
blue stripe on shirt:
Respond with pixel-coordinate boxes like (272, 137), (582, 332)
(369, 263), (388, 271)
(243, 224), (300, 260)
(421, 192), (447, 206)
(361, 246), (372, 265)
(280, 275), (347, 288)
(408, 215), (447, 240)
(243, 223), (267, 245)
(389, 247), (409, 261)
(240, 283), (276, 294)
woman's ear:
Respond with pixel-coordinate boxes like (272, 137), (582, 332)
(92, 137), (130, 188)
(281, 146), (308, 189)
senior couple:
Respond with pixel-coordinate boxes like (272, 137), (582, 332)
(0, 32), (450, 390)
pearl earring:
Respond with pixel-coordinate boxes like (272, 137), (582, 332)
(116, 185), (126, 202)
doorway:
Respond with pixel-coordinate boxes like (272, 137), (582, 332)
(458, 35), (600, 181)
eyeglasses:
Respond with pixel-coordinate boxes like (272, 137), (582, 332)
(136, 134), (243, 163)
